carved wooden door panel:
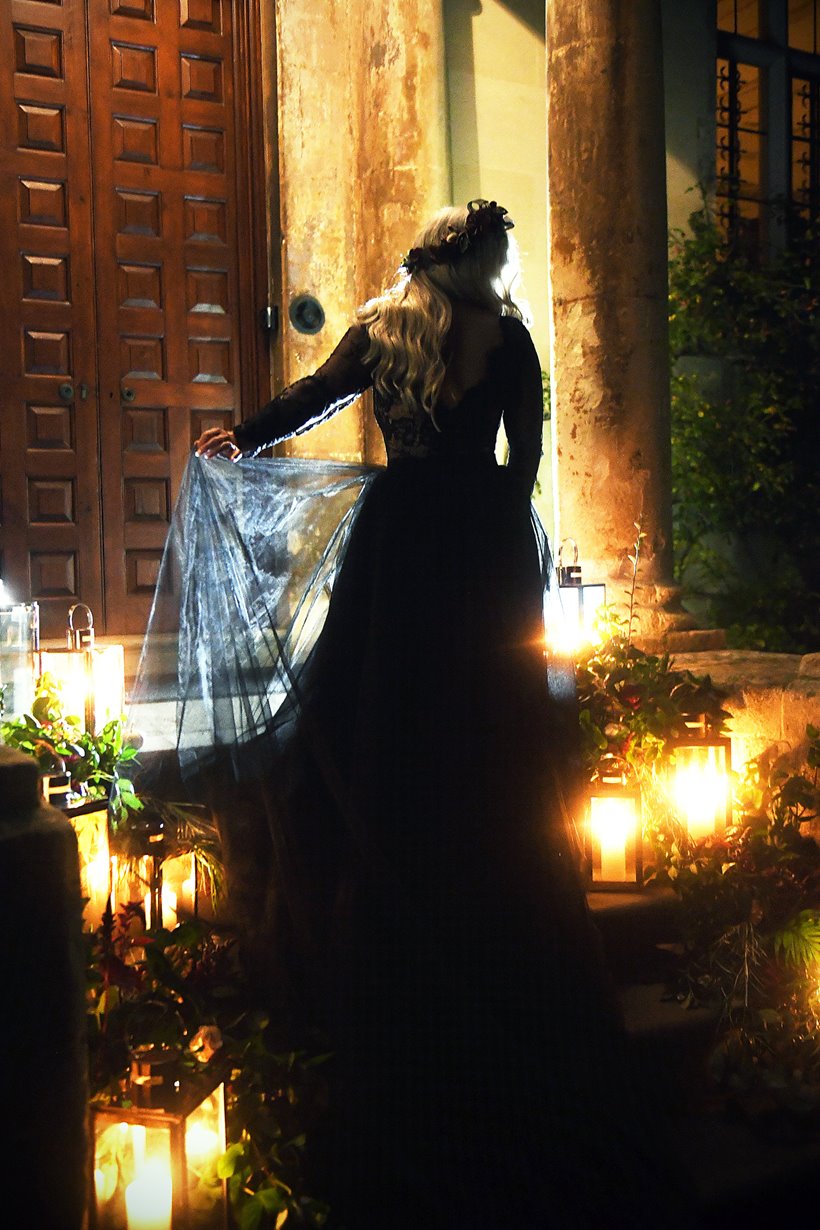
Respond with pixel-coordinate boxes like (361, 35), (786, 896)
(0, 0), (104, 635)
(88, 0), (246, 633)
(0, 0), (268, 637)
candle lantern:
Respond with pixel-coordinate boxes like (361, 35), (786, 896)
(111, 852), (160, 929)
(549, 539), (606, 655)
(91, 1053), (227, 1230)
(39, 603), (125, 733)
(669, 715), (732, 842)
(65, 800), (112, 929)
(159, 854), (198, 930)
(0, 579), (39, 718)
(586, 757), (643, 891)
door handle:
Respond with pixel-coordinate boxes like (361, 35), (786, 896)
(122, 386), (136, 402)
(58, 382), (74, 402)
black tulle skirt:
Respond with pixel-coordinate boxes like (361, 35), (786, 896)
(131, 454), (695, 1229)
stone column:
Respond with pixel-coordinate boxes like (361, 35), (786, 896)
(546, 0), (691, 638)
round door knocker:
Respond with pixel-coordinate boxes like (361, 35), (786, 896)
(288, 294), (325, 335)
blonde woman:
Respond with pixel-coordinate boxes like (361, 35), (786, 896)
(193, 202), (694, 1230)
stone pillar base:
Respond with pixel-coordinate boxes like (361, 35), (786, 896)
(604, 583), (727, 653)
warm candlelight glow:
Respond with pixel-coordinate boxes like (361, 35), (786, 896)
(92, 1079), (226, 1229)
(590, 796), (635, 883)
(143, 883), (179, 929)
(94, 1165), (117, 1205)
(549, 582), (606, 655)
(38, 643), (125, 733)
(186, 1121), (221, 1164)
(162, 886), (177, 929)
(85, 844), (112, 928)
(671, 742), (731, 841)
(160, 854), (197, 928)
(71, 807), (111, 929)
(124, 1160), (172, 1230)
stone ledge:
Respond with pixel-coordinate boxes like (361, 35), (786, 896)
(670, 649), (819, 767)
(637, 628), (727, 654)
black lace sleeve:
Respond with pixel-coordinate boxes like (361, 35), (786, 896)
(233, 324), (372, 455)
(501, 317), (544, 496)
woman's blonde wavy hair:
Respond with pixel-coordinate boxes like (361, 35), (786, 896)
(355, 205), (523, 420)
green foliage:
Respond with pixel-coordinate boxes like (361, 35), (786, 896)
(668, 201), (820, 651)
(0, 673), (141, 818)
(657, 726), (820, 1119)
(774, 910), (820, 970)
(575, 614), (731, 779)
(577, 607), (820, 1117)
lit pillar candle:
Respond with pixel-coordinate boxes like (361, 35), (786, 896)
(181, 867), (196, 915)
(83, 838), (111, 930)
(590, 796), (633, 882)
(161, 886), (177, 930)
(186, 1121), (220, 1166)
(161, 854), (196, 926)
(124, 1160), (172, 1230)
(672, 745), (730, 841)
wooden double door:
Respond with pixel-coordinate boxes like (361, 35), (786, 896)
(0, 0), (271, 636)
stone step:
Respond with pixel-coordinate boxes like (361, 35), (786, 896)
(588, 886), (683, 983)
(619, 981), (720, 1113)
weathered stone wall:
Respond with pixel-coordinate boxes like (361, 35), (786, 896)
(444, 0), (553, 525)
(265, 0), (449, 462)
(661, 0), (716, 235)
(673, 651), (820, 778)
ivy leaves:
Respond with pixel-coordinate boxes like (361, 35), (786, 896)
(575, 623), (730, 774)
(668, 201), (820, 651)
(0, 673), (142, 817)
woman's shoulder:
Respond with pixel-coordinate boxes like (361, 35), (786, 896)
(499, 313), (532, 340)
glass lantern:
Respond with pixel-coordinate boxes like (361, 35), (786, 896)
(669, 716), (732, 842)
(159, 854), (198, 929)
(549, 539), (607, 655)
(111, 852), (160, 928)
(91, 1057), (227, 1230)
(65, 800), (112, 929)
(586, 757), (643, 890)
(39, 603), (125, 733)
(0, 579), (39, 719)
(111, 851), (200, 932)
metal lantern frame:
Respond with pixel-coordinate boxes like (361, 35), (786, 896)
(110, 806), (202, 931)
(668, 715), (733, 842)
(90, 1061), (228, 1230)
(553, 538), (607, 654)
(38, 603), (125, 734)
(64, 798), (112, 930)
(586, 755), (643, 892)
(0, 585), (39, 718)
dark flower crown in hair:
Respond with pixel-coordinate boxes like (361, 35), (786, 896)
(399, 198), (513, 276)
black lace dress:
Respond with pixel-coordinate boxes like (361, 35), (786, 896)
(189, 312), (692, 1229)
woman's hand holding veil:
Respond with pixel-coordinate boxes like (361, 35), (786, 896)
(194, 426), (243, 460)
